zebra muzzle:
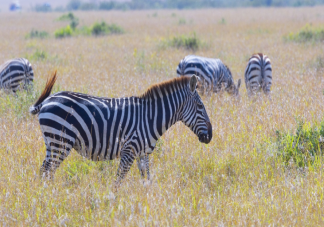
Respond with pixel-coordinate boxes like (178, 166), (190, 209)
(199, 122), (212, 144)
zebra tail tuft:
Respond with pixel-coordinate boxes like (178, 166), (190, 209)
(29, 70), (57, 115)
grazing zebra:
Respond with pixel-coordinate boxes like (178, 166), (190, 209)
(244, 53), (272, 96)
(176, 55), (241, 96)
(0, 58), (34, 92)
(29, 72), (212, 187)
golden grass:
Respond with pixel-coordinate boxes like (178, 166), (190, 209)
(0, 7), (324, 225)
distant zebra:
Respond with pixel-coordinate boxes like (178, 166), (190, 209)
(244, 53), (272, 96)
(177, 55), (241, 96)
(0, 58), (34, 92)
(29, 72), (212, 187)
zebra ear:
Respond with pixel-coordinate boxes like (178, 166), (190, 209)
(189, 75), (197, 92)
(237, 79), (241, 89)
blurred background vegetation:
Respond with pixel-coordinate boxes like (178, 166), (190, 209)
(30, 0), (324, 12)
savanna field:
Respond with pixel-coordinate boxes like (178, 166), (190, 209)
(0, 7), (324, 226)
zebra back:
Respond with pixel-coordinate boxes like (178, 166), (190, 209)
(176, 55), (240, 96)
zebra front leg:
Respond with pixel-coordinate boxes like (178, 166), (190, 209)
(115, 148), (136, 190)
(137, 154), (150, 181)
(144, 154), (150, 181)
(137, 156), (146, 179)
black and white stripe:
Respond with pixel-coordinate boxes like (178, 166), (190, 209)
(177, 55), (241, 96)
(244, 53), (272, 96)
(0, 58), (34, 92)
(30, 73), (212, 186)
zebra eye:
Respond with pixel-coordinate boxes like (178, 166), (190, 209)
(197, 103), (203, 108)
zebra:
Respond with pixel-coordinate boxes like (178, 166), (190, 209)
(244, 53), (272, 96)
(176, 55), (241, 96)
(0, 58), (34, 93)
(29, 71), (212, 187)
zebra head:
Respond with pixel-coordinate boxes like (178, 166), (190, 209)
(181, 75), (212, 144)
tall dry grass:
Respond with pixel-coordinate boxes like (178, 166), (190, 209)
(0, 7), (324, 225)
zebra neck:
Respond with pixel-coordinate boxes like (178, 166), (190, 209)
(146, 86), (188, 138)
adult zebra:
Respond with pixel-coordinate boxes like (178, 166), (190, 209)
(244, 53), (272, 96)
(0, 58), (34, 92)
(176, 55), (241, 96)
(29, 72), (212, 187)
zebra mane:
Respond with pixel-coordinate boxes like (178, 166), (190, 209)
(139, 76), (190, 99)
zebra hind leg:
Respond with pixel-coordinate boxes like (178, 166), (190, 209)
(40, 143), (72, 180)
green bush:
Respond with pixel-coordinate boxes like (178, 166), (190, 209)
(57, 12), (77, 21)
(91, 22), (124, 36)
(25, 29), (49, 39)
(166, 33), (201, 51)
(276, 120), (324, 167)
(57, 13), (79, 30)
(284, 24), (324, 43)
(55, 25), (73, 38)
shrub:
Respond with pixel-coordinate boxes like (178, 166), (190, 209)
(57, 12), (77, 21)
(284, 24), (324, 43)
(166, 33), (201, 51)
(91, 22), (124, 36)
(276, 120), (324, 167)
(55, 25), (73, 38)
(57, 13), (79, 30)
(25, 29), (49, 39)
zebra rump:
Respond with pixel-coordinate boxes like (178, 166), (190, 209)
(0, 58), (34, 92)
(244, 53), (272, 96)
(176, 55), (241, 96)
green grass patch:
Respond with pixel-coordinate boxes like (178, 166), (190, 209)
(25, 49), (48, 61)
(57, 12), (77, 21)
(276, 120), (324, 167)
(91, 22), (124, 36)
(55, 25), (73, 38)
(284, 24), (324, 43)
(161, 33), (203, 51)
(25, 29), (49, 39)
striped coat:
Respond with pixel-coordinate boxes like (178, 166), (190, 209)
(244, 53), (272, 96)
(177, 55), (241, 96)
(0, 58), (34, 92)
(30, 72), (212, 187)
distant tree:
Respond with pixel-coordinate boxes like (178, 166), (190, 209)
(67, 0), (82, 10)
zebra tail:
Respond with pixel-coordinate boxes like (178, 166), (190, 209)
(29, 70), (57, 115)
